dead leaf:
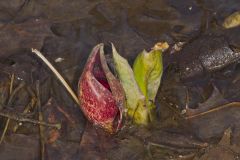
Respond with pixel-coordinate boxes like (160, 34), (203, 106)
(0, 19), (53, 57)
(194, 128), (240, 160)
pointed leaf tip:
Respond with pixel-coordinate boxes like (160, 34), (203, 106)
(112, 45), (149, 125)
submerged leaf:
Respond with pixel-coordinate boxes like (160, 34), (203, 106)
(112, 44), (149, 125)
(223, 11), (240, 29)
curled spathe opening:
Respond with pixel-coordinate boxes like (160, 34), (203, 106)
(78, 44), (125, 133)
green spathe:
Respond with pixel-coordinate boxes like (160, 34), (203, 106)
(133, 49), (163, 102)
(133, 49), (163, 121)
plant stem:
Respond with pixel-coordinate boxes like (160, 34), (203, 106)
(31, 48), (80, 106)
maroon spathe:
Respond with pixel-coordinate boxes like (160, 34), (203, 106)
(78, 44), (123, 133)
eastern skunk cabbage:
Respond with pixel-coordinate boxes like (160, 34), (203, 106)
(78, 44), (125, 133)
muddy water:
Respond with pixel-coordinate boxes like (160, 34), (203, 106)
(0, 0), (240, 160)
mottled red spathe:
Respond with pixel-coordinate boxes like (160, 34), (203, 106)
(78, 44), (124, 133)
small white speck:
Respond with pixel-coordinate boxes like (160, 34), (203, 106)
(19, 122), (23, 126)
(17, 77), (23, 81)
(186, 67), (190, 71)
(181, 109), (186, 114)
(55, 57), (65, 63)
(189, 6), (192, 11)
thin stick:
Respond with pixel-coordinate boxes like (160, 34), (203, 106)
(36, 81), (45, 160)
(13, 97), (36, 132)
(7, 82), (25, 106)
(185, 102), (240, 119)
(31, 48), (80, 106)
(9, 74), (14, 95)
(0, 74), (15, 144)
(0, 119), (10, 144)
(0, 111), (61, 129)
(148, 142), (197, 152)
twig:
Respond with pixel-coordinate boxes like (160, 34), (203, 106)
(9, 74), (14, 95)
(31, 48), (80, 106)
(13, 97), (36, 132)
(0, 74), (15, 144)
(148, 142), (197, 152)
(0, 119), (10, 144)
(7, 82), (25, 106)
(0, 111), (61, 129)
(36, 81), (45, 160)
(13, 86), (37, 132)
(185, 102), (240, 119)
